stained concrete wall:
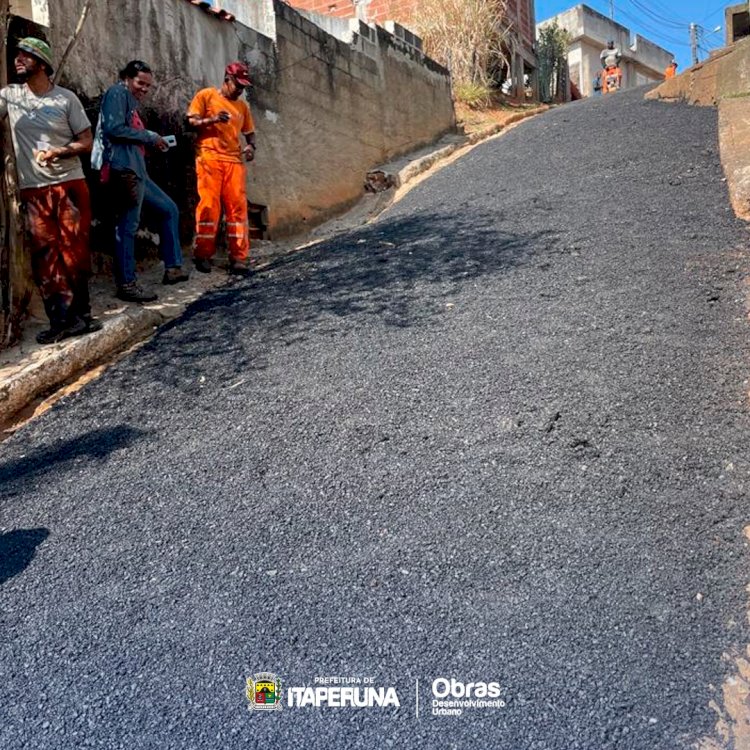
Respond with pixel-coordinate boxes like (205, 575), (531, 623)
(41, 0), (454, 237)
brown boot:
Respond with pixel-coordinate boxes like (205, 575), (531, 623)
(229, 259), (254, 277)
(162, 266), (190, 285)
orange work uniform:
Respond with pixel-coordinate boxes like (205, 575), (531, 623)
(187, 87), (254, 262)
(664, 63), (677, 79)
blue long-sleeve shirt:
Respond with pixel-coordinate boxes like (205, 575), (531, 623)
(100, 81), (159, 179)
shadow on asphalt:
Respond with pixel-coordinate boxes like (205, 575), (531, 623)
(150, 211), (556, 382)
(0, 527), (49, 585)
(0, 425), (148, 493)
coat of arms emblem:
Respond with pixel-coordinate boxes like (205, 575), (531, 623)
(246, 672), (282, 711)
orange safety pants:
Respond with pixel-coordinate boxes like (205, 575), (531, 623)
(194, 157), (249, 262)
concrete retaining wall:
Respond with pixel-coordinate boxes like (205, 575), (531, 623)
(645, 37), (750, 107)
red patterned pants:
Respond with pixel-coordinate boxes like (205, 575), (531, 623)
(21, 179), (92, 330)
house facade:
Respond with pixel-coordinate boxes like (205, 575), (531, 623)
(725, 3), (750, 46)
(538, 4), (673, 97)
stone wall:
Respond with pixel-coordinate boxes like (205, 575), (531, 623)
(40, 0), (454, 237)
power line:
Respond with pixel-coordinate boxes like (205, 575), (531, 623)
(612, 6), (687, 47)
(624, 0), (689, 31)
(701, 2), (728, 23)
(614, 1), (725, 59)
(588, 0), (708, 58)
(648, 0), (692, 24)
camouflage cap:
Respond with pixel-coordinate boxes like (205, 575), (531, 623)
(17, 37), (53, 70)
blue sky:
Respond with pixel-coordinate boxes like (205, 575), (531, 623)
(535, 0), (728, 71)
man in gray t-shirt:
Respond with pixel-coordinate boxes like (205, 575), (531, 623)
(600, 40), (622, 70)
(0, 37), (101, 344)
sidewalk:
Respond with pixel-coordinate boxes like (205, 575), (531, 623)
(0, 105), (548, 433)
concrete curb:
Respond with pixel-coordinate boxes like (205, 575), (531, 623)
(0, 105), (550, 428)
(1, 305), (160, 424)
(369, 106), (549, 191)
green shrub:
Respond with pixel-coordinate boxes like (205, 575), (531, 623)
(454, 82), (493, 108)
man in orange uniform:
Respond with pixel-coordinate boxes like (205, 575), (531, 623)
(664, 60), (678, 79)
(187, 61), (256, 275)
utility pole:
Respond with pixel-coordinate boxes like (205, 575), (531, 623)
(690, 22), (699, 65)
(609, 1), (614, 20)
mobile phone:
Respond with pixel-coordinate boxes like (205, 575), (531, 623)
(163, 135), (177, 148)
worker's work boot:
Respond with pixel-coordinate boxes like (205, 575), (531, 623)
(116, 282), (158, 303)
(162, 266), (190, 285)
(229, 259), (254, 277)
(194, 258), (212, 274)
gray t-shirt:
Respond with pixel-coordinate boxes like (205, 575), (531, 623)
(0, 83), (91, 189)
(600, 47), (622, 68)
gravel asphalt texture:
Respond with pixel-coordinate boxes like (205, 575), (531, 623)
(4, 88), (750, 749)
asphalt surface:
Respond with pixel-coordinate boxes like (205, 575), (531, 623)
(3, 88), (750, 749)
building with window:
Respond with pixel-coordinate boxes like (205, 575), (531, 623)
(538, 4), (673, 98)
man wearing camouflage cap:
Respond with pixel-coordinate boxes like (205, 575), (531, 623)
(0, 37), (101, 344)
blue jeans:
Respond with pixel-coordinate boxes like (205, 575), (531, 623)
(113, 172), (183, 285)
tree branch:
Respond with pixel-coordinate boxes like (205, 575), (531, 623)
(53, 0), (94, 83)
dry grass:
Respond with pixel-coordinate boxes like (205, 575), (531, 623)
(454, 96), (539, 135)
(410, 0), (513, 87)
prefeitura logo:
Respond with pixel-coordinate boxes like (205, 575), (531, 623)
(246, 672), (283, 711)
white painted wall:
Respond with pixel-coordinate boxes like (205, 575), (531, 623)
(568, 45), (583, 88)
(538, 3), (673, 97)
(11, 0), (49, 26)
(220, 0), (276, 39)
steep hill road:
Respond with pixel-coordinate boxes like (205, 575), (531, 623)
(3, 88), (750, 749)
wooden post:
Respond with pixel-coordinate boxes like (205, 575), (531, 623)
(0, 0), (33, 348)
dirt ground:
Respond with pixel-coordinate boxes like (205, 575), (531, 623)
(454, 99), (542, 135)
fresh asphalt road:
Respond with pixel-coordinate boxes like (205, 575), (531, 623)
(4, 88), (750, 749)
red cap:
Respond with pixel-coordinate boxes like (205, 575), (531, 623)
(225, 61), (251, 86)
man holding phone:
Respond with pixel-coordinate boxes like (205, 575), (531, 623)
(187, 61), (256, 276)
(100, 59), (190, 301)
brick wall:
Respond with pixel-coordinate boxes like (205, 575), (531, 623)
(284, 0), (359, 20)
(290, 0), (415, 22)
(515, 0), (535, 49)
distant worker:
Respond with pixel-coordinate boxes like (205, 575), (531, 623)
(187, 61), (256, 277)
(664, 60), (678, 79)
(600, 40), (622, 69)
(600, 40), (623, 94)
